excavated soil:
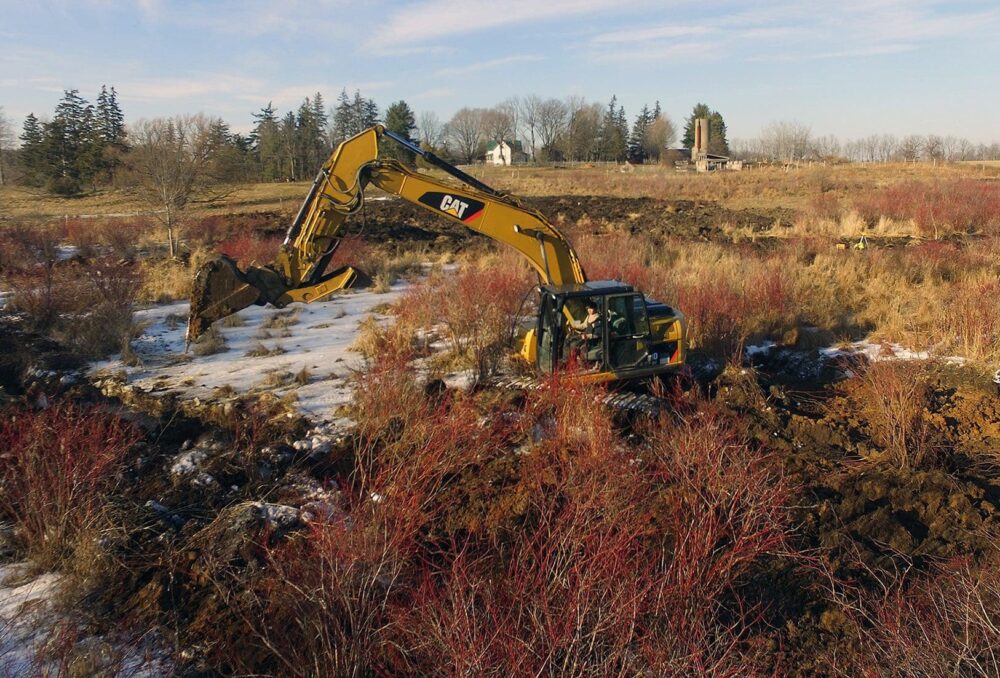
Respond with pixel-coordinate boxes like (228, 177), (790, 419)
(251, 195), (795, 250)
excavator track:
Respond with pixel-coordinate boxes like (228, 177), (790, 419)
(488, 376), (668, 416)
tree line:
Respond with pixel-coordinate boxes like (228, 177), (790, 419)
(3, 88), (998, 197)
(733, 121), (1000, 164)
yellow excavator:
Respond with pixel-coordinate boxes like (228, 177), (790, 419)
(187, 126), (685, 384)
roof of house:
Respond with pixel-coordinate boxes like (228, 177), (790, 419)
(485, 139), (525, 153)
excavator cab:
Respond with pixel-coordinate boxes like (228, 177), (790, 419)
(534, 282), (684, 383)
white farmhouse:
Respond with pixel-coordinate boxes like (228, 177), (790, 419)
(484, 140), (528, 165)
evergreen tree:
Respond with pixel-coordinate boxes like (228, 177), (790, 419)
(708, 111), (729, 156)
(628, 104), (653, 163)
(19, 113), (45, 186)
(599, 96), (628, 162)
(683, 103), (729, 155)
(95, 85), (126, 148)
(41, 89), (98, 193)
(95, 85), (127, 182)
(279, 111), (297, 180)
(382, 100), (417, 166)
(310, 92), (329, 151)
(251, 102), (282, 181)
(332, 89), (379, 143)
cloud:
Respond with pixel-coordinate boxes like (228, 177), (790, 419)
(370, 0), (632, 45)
(433, 55), (540, 77)
(120, 74), (263, 101)
(592, 24), (714, 44)
(585, 1), (1000, 64)
(591, 41), (716, 64)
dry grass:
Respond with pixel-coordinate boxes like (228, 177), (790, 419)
(245, 342), (286, 358)
(262, 309), (300, 329)
(191, 326), (228, 356)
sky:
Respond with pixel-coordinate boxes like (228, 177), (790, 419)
(1, 0), (999, 142)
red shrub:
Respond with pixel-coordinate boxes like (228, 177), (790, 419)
(855, 179), (1000, 238)
(869, 555), (1000, 676)
(396, 259), (534, 380)
(0, 402), (140, 567)
(216, 233), (284, 268)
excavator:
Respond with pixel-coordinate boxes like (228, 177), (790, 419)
(187, 126), (685, 385)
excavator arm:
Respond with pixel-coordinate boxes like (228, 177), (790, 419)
(187, 125), (585, 341)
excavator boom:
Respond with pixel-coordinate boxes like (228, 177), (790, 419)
(188, 126), (584, 343)
(187, 125), (685, 382)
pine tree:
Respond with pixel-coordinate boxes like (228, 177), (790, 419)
(279, 111), (297, 180)
(95, 85), (127, 182)
(628, 104), (653, 163)
(683, 103), (729, 155)
(708, 111), (729, 156)
(95, 85), (126, 148)
(251, 102), (282, 181)
(382, 100), (417, 166)
(41, 89), (98, 193)
(19, 113), (45, 186)
(310, 92), (329, 152)
(332, 90), (379, 143)
(599, 96), (628, 162)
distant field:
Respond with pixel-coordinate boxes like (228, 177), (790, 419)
(1, 161), (997, 224)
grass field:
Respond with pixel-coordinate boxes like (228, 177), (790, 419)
(3, 160), (997, 223)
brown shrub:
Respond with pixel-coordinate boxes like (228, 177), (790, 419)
(2, 227), (138, 358)
(844, 361), (939, 470)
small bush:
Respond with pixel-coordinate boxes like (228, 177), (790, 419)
(192, 326), (228, 356)
(261, 309), (299, 329)
(394, 258), (533, 381)
(0, 403), (140, 568)
(221, 313), (246, 328)
(845, 361), (938, 469)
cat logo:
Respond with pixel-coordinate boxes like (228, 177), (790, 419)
(439, 194), (469, 219)
(418, 191), (485, 223)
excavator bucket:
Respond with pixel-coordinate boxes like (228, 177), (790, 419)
(186, 255), (264, 344)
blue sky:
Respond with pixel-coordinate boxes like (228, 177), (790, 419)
(2, 0), (999, 141)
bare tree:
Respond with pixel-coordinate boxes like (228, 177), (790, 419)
(562, 98), (601, 162)
(417, 111), (446, 149)
(447, 108), (485, 164)
(759, 121), (812, 163)
(897, 135), (924, 162)
(643, 115), (677, 162)
(519, 95), (541, 161)
(536, 98), (567, 160)
(482, 106), (515, 165)
(0, 107), (13, 186)
(924, 135), (944, 161)
(127, 114), (223, 257)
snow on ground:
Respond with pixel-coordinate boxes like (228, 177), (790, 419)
(0, 564), (61, 673)
(91, 284), (407, 423)
(0, 564), (172, 674)
(745, 338), (967, 366)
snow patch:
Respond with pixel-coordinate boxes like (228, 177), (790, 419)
(91, 284), (407, 422)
